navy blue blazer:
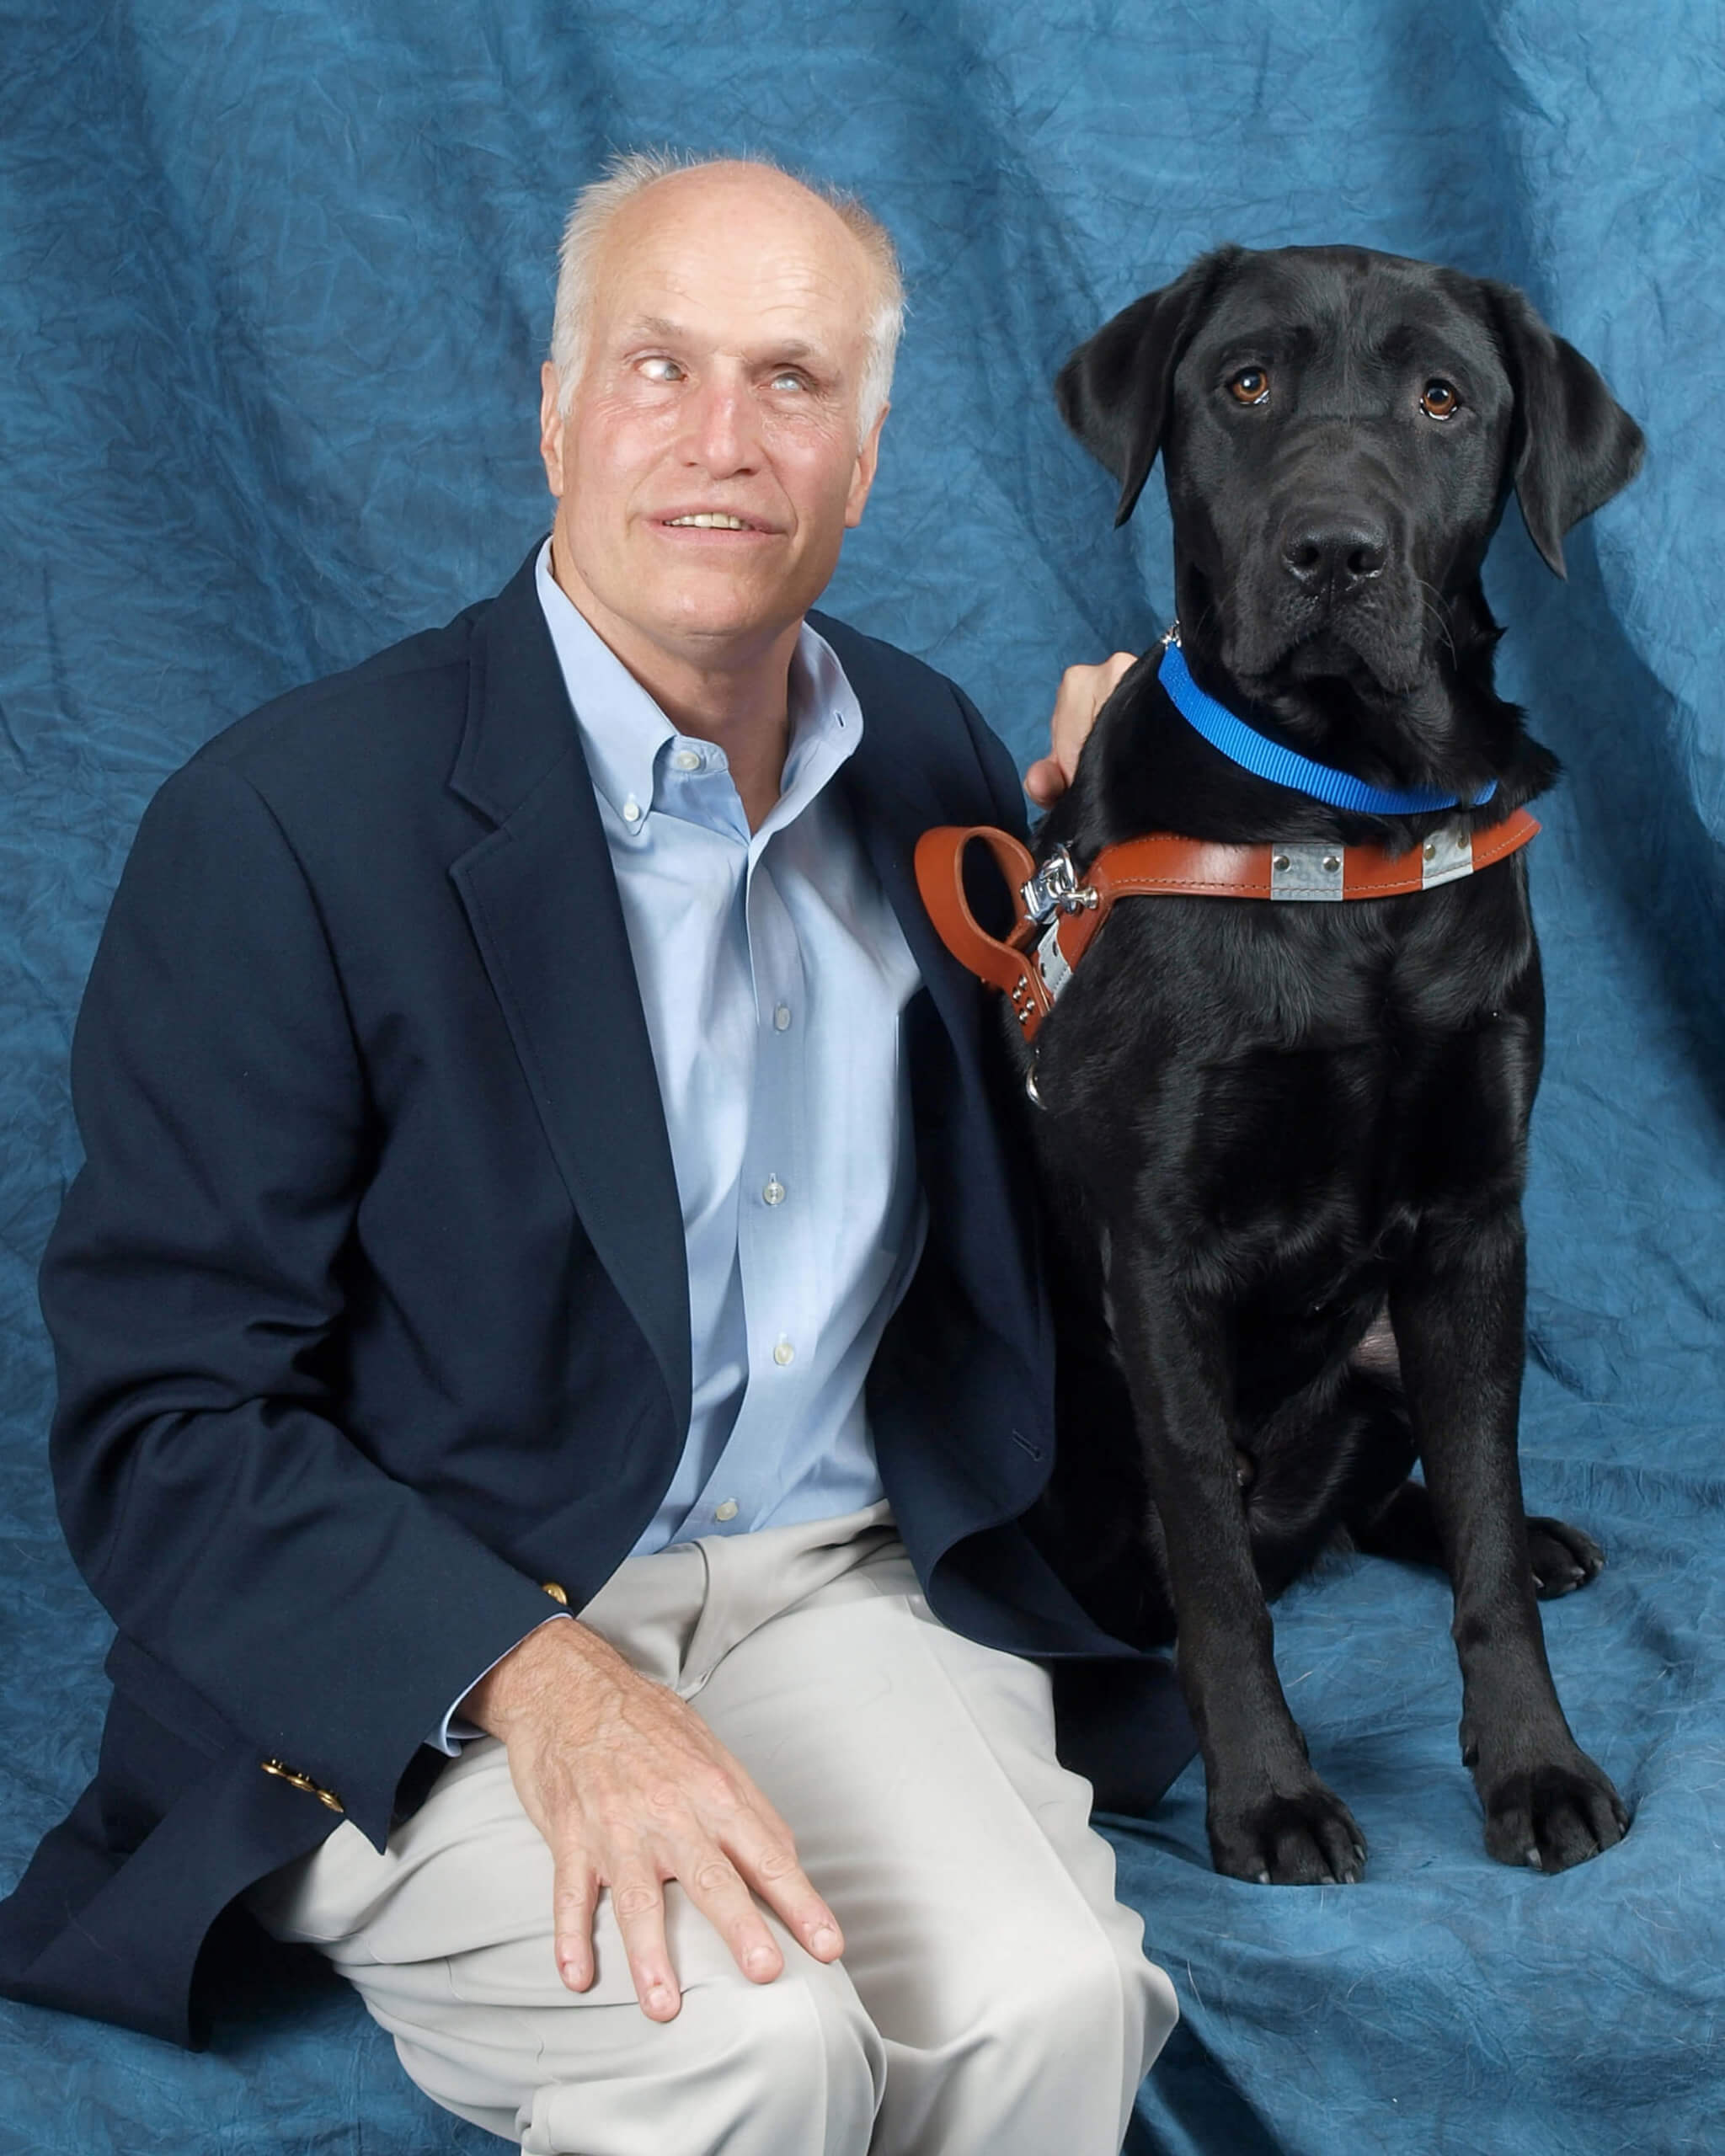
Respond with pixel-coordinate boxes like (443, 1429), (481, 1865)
(0, 548), (1191, 2047)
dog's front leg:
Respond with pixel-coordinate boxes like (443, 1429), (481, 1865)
(1391, 1206), (1629, 1871)
(1110, 1251), (1367, 1884)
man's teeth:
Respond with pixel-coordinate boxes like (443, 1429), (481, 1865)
(667, 513), (749, 529)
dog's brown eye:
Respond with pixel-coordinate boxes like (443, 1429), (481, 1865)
(1227, 366), (1271, 406)
(1420, 378), (1460, 419)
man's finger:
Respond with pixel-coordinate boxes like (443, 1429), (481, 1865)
(611, 1864), (681, 2020)
(685, 1844), (787, 1983)
(1024, 755), (1065, 808)
(726, 1816), (844, 1963)
(552, 1849), (600, 1993)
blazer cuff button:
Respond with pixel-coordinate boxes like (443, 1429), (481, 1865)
(260, 1757), (345, 1814)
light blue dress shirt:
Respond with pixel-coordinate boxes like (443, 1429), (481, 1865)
(432, 546), (927, 1749)
(533, 542), (927, 1550)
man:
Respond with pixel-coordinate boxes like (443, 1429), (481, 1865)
(0, 152), (1172, 2153)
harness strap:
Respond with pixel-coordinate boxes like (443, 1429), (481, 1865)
(913, 810), (1541, 1046)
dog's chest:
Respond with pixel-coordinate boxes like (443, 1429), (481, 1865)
(1027, 878), (1540, 1263)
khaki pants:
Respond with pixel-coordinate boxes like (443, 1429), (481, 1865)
(250, 1505), (1178, 2154)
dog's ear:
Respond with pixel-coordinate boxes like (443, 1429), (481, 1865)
(1483, 280), (1645, 579)
(1055, 248), (1242, 527)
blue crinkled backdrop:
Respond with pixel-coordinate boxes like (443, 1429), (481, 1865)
(2, 3), (1722, 2150)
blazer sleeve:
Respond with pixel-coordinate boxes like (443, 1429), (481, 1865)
(40, 759), (563, 1848)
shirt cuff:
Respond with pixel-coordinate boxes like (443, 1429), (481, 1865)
(427, 1611), (574, 1754)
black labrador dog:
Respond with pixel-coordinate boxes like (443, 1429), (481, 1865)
(1021, 245), (1644, 1883)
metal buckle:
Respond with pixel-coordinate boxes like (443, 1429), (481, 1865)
(1020, 843), (1099, 926)
(1159, 619), (1183, 651)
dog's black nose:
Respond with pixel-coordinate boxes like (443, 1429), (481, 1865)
(1281, 518), (1388, 590)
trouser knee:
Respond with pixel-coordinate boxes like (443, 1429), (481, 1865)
(521, 1954), (884, 2156)
(922, 1924), (1178, 2155)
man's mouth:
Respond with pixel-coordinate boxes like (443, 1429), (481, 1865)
(660, 512), (766, 531)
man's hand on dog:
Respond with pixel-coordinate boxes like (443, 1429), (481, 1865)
(462, 1619), (843, 2021)
(1027, 651), (1139, 803)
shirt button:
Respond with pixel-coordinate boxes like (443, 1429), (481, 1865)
(713, 1498), (740, 1523)
(772, 1337), (795, 1367)
(671, 748), (702, 772)
(773, 1004), (792, 1032)
(762, 1176), (785, 1206)
(622, 795), (643, 825)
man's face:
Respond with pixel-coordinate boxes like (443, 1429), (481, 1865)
(539, 167), (886, 675)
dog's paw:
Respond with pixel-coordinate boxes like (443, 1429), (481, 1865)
(1480, 1753), (1628, 1872)
(1208, 1784), (1367, 1885)
(1526, 1514), (1605, 1598)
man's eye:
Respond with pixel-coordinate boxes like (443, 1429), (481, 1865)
(639, 356), (686, 383)
(769, 371), (809, 392)
(1226, 366), (1271, 406)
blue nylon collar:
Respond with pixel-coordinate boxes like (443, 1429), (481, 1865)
(1156, 632), (1496, 815)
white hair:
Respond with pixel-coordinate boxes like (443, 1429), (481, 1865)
(548, 150), (905, 443)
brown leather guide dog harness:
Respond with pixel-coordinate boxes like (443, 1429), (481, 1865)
(914, 809), (1541, 1048)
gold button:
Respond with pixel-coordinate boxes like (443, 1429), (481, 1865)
(260, 1758), (344, 1814)
(542, 1580), (569, 1605)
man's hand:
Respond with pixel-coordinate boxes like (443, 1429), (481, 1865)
(462, 1617), (843, 2021)
(1023, 652), (1139, 807)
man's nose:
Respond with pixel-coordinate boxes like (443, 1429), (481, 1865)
(681, 376), (759, 472)
(1279, 512), (1389, 592)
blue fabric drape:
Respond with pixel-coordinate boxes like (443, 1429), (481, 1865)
(3, 3), (1720, 2149)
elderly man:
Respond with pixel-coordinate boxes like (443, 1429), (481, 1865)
(0, 154), (1172, 2153)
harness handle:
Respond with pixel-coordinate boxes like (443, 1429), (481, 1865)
(913, 826), (1050, 1017)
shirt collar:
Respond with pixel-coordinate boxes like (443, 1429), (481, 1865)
(532, 539), (862, 837)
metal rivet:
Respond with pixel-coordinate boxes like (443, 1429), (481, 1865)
(1274, 854), (1290, 873)
(1322, 854), (1340, 873)
(1423, 840), (1438, 860)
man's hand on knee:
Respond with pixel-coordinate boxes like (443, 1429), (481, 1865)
(461, 1620), (843, 2022)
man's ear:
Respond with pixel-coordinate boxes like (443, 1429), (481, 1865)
(540, 361), (569, 498)
(1055, 246), (1242, 527)
(1482, 280), (1646, 578)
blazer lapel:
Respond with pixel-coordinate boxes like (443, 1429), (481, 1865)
(830, 688), (993, 1066)
(447, 553), (692, 1438)
(834, 650), (1049, 1369)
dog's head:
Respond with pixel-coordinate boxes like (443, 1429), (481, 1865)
(1056, 245), (1644, 702)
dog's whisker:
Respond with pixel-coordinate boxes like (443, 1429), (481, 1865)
(1414, 579), (1459, 667)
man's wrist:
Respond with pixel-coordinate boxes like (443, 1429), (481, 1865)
(459, 1610), (623, 1739)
